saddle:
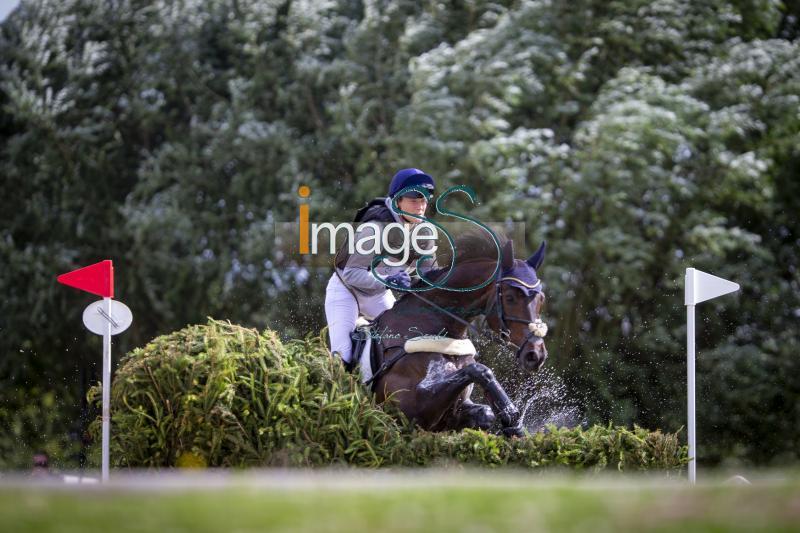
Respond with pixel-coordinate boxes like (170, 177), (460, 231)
(350, 317), (477, 388)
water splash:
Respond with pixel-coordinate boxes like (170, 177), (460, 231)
(512, 367), (586, 432)
(472, 337), (586, 432)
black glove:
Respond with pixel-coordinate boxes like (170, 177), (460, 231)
(385, 271), (411, 289)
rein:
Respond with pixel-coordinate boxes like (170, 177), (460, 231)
(405, 290), (491, 341)
(366, 278), (497, 389)
(406, 267), (546, 359)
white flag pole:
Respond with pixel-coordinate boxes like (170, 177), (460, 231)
(102, 296), (111, 483)
(684, 267), (739, 485)
(687, 301), (696, 484)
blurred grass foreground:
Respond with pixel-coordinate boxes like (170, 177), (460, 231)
(88, 319), (686, 471)
(0, 470), (800, 533)
(4, 473), (800, 533)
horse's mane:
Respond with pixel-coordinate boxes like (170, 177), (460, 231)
(409, 230), (509, 289)
(436, 229), (509, 265)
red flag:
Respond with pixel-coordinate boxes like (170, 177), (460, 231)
(57, 260), (114, 298)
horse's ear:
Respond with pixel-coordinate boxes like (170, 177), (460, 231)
(526, 241), (546, 270)
(501, 239), (515, 271)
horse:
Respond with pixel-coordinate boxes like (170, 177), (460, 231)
(368, 233), (548, 437)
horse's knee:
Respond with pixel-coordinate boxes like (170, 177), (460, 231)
(467, 363), (495, 384)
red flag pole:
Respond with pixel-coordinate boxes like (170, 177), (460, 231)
(101, 297), (111, 482)
(57, 260), (116, 482)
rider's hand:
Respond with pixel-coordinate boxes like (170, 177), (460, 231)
(385, 271), (411, 289)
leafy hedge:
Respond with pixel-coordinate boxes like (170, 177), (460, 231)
(0, 387), (81, 470)
(89, 319), (687, 471)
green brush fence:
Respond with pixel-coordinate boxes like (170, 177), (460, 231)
(89, 319), (687, 471)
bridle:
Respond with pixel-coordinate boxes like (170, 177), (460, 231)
(481, 268), (548, 359)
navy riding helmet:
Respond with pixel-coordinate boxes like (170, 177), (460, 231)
(388, 168), (436, 198)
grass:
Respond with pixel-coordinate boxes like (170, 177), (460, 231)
(1, 471), (799, 532)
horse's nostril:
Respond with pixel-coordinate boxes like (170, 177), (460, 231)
(522, 349), (547, 371)
(523, 352), (538, 367)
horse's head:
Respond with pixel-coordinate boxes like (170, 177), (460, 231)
(485, 239), (548, 372)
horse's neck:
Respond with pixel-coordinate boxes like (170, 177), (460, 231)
(392, 261), (496, 339)
(388, 296), (470, 340)
(425, 259), (497, 311)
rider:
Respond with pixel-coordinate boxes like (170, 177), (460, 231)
(325, 168), (437, 367)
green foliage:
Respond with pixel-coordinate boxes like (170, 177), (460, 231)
(0, 386), (81, 469)
(2, 0), (798, 468)
(398, 2), (800, 465)
(409, 424), (686, 471)
(89, 319), (686, 471)
(88, 319), (413, 467)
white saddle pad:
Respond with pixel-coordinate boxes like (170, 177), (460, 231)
(404, 336), (476, 356)
(357, 323), (477, 385)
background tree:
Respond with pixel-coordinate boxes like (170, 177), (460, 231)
(1, 0), (798, 468)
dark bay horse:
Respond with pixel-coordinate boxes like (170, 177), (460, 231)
(370, 234), (548, 437)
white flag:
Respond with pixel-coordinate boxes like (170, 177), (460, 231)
(685, 268), (740, 305)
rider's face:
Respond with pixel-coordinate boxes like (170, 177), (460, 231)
(396, 195), (429, 223)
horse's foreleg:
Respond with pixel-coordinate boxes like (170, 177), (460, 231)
(415, 360), (522, 435)
(413, 360), (476, 429)
(462, 363), (523, 437)
(446, 400), (496, 431)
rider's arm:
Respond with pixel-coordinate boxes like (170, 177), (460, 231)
(340, 223), (393, 293)
(341, 265), (386, 292)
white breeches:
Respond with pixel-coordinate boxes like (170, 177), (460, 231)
(325, 273), (395, 363)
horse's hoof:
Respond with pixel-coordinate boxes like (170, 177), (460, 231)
(498, 405), (521, 428)
(501, 425), (526, 438)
